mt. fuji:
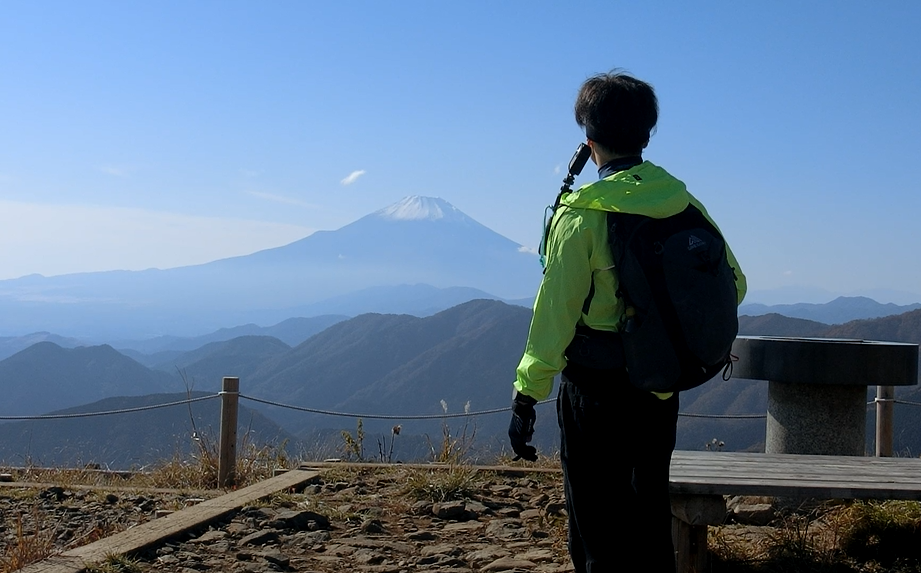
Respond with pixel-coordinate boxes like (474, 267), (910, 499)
(0, 197), (542, 338)
(375, 195), (469, 221)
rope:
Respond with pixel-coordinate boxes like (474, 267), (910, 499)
(678, 412), (766, 419)
(0, 394), (219, 421)
(239, 394), (554, 420)
(242, 394), (766, 421)
(866, 399), (921, 407)
(8, 388), (864, 423)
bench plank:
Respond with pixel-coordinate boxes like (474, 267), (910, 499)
(670, 451), (921, 500)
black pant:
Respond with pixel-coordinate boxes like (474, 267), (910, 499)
(557, 364), (679, 573)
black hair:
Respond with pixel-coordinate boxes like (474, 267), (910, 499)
(574, 71), (658, 155)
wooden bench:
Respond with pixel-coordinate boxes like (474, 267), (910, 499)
(668, 450), (921, 572)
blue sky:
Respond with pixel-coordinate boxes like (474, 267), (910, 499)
(1, 2), (920, 303)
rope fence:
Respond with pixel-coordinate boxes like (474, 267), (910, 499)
(0, 394), (219, 421)
(3, 376), (918, 486)
(5, 390), (920, 423)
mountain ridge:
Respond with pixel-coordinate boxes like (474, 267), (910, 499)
(3, 301), (920, 464)
(0, 197), (542, 339)
(740, 296), (921, 324)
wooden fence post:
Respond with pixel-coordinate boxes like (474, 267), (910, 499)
(876, 385), (894, 457)
(219, 377), (240, 488)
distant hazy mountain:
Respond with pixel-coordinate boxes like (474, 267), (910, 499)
(4, 301), (919, 462)
(740, 296), (921, 324)
(237, 299), (538, 443)
(677, 377), (767, 452)
(283, 284), (524, 317)
(0, 392), (293, 469)
(115, 315), (347, 356)
(0, 196), (542, 339)
(738, 313), (830, 337)
(153, 335), (291, 387)
(0, 332), (86, 361)
(0, 342), (182, 416)
(115, 284), (530, 365)
(746, 286), (921, 306)
(823, 308), (921, 343)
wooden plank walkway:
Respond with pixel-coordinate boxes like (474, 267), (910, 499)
(670, 451), (921, 499)
(19, 469), (319, 573)
(299, 460), (562, 474)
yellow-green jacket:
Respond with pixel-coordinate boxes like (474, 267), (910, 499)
(514, 161), (747, 401)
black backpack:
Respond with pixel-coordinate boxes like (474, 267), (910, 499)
(607, 203), (738, 392)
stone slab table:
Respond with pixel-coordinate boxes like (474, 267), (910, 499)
(731, 336), (919, 456)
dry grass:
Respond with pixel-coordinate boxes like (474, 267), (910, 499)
(833, 501), (921, 569)
(403, 465), (479, 502)
(2, 438), (290, 492)
(709, 500), (921, 573)
(143, 433), (290, 490)
(0, 507), (59, 573)
(6, 466), (134, 488)
(84, 553), (143, 573)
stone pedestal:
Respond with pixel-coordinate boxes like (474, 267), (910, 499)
(766, 381), (866, 455)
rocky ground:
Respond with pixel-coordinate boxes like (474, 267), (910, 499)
(2, 466), (575, 573)
(4, 466), (920, 573)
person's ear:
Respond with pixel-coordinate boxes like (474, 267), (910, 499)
(586, 139), (600, 166)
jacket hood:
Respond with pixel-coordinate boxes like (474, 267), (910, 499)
(560, 161), (690, 218)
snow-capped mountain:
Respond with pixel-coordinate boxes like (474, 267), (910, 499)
(375, 196), (468, 222)
(0, 197), (542, 338)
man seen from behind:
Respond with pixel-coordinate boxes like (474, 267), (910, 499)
(508, 71), (747, 573)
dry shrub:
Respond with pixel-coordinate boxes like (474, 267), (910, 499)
(145, 438), (289, 490)
(833, 500), (921, 568)
(404, 466), (478, 502)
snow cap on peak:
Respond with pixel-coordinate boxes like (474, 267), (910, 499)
(376, 196), (463, 221)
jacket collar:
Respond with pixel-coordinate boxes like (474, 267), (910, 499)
(597, 156), (643, 179)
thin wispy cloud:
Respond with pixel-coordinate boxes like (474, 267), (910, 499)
(340, 170), (366, 186)
(518, 245), (539, 255)
(553, 165), (561, 175)
(246, 190), (316, 208)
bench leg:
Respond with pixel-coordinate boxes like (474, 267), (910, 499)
(672, 517), (708, 573)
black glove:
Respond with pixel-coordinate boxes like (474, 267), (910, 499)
(508, 392), (538, 462)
